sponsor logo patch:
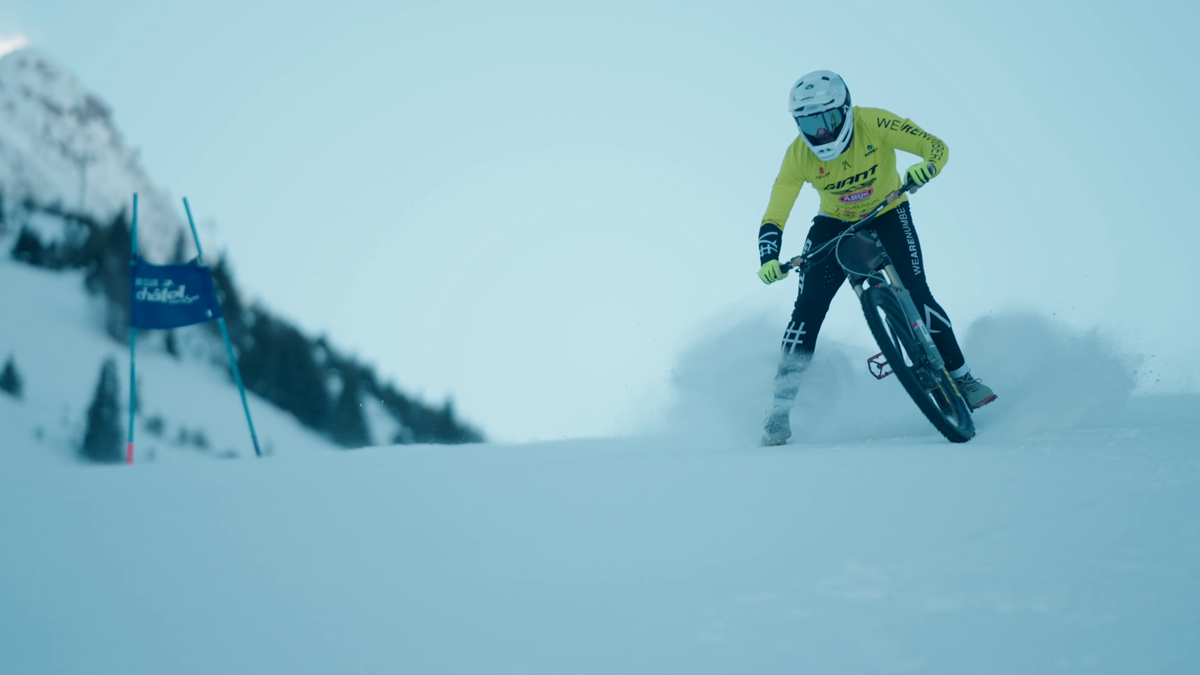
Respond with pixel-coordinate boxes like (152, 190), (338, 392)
(822, 164), (878, 191)
(839, 187), (874, 203)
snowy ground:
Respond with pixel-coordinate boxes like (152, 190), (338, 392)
(3, 244), (1198, 673)
(1, 400), (1197, 674)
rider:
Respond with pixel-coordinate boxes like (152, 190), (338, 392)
(757, 70), (995, 446)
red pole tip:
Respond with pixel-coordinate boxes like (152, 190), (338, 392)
(126, 442), (134, 465)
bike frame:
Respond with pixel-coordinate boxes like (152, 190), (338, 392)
(778, 180), (946, 373)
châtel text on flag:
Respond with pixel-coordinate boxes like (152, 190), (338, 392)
(130, 258), (223, 329)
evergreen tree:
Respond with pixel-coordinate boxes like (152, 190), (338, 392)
(11, 226), (47, 266)
(169, 229), (191, 264)
(81, 210), (131, 341)
(81, 358), (123, 463)
(238, 311), (330, 430)
(0, 356), (22, 399)
(375, 381), (483, 444)
(208, 256), (246, 342)
(330, 369), (370, 448)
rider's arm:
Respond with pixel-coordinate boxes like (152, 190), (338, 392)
(761, 142), (806, 232)
(759, 143), (806, 264)
(870, 108), (949, 176)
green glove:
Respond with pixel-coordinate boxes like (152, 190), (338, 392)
(758, 259), (788, 285)
(905, 161), (939, 187)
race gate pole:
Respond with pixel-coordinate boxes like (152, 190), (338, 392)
(127, 193), (139, 465)
(182, 198), (263, 458)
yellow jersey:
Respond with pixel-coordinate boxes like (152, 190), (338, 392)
(761, 107), (948, 228)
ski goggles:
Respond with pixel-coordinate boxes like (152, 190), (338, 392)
(794, 107), (846, 144)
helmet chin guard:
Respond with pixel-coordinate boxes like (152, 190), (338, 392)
(788, 70), (853, 161)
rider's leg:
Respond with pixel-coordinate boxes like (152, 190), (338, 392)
(871, 205), (997, 407)
(770, 217), (847, 411)
(870, 202), (968, 374)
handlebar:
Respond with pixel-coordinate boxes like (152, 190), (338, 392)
(778, 178), (919, 275)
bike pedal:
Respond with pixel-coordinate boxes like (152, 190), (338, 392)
(868, 352), (893, 380)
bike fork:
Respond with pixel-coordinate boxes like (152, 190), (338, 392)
(854, 265), (947, 373)
(893, 287), (946, 371)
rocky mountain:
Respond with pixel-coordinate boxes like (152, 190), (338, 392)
(0, 46), (483, 457)
(0, 47), (178, 258)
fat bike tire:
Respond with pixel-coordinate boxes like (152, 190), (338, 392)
(861, 285), (975, 443)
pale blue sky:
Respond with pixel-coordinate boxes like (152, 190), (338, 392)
(3, 0), (1198, 441)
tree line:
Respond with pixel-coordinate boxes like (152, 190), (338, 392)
(5, 194), (483, 458)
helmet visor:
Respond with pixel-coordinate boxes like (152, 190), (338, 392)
(794, 107), (846, 146)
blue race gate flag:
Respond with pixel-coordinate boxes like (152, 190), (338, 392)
(130, 258), (223, 330)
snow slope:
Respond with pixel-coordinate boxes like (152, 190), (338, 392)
(0, 252), (342, 466)
(0, 405), (1195, 674)
(2, 300), (1197, 673)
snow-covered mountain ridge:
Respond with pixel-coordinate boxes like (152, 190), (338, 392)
(0, 46), (482, 459)
(0, 47), (178, 259)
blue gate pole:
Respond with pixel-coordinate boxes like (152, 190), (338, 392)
(127, 194), (139, 465)
(183, 198), (263, 458)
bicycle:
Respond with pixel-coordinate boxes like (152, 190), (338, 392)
(778, 180), (975, 443)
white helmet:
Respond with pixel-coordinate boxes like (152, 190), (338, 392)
(788, 70), (853, 161)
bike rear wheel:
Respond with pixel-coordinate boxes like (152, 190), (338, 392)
(861, 284), (975, 443)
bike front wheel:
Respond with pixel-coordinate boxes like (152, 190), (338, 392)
(861, 284), (975, 443)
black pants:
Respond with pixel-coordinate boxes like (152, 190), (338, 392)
(774, 202), (965, 404)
